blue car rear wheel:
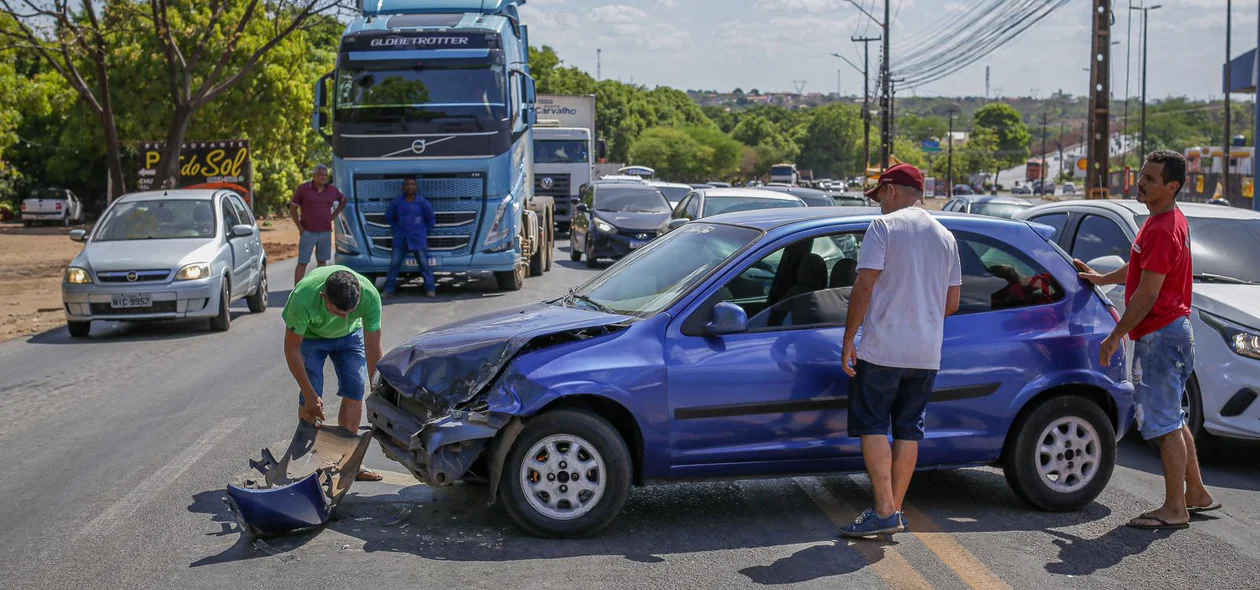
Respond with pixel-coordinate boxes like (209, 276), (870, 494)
(1003, 395), (1116, 511)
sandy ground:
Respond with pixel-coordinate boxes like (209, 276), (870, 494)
(0, 218), (302, 342)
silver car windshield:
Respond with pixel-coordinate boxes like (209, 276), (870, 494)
(571, 223), (759, 317)
(94, 199), (217, 241)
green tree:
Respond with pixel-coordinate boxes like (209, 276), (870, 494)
(685, 125), (742, 180)
(898, 114), (948, 143)
(628, 127), (708, 181)
(972, 103), (1031, 186)
(797, 103), (863, 178)
(958, 127), (999, 179)
(892, 137), (926, 170)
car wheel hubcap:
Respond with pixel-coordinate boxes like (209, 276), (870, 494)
(520, 434), (606, 520)
(1036, 416), (1100, 493)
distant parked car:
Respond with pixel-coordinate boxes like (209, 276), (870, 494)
(943, 195), (1034, 219)
(953, 184), (975, 195)
(1011, 185), (1033, 195)
(61, 189), (268, 337)
(1062, 182), (1077, 195)
(1017, 199), (1260, 444)
(366, 207), (1134, 538)
(570, 183), (673, 267)
(645, 181), (693, 209)
(21, 187), (85, 227)
(831, 192), (874, 207)
(756, 185), (834, 207)
(662, 188), (806, 234)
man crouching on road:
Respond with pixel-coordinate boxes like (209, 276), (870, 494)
(282, 265), (384, 481)
(1076, 150), (1217, 529)
(839, 164), (961, 537)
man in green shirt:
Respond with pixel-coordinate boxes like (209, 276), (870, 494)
(282, 266), (384, 481)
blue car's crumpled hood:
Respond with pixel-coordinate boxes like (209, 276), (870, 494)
(378, 301), (633, 418)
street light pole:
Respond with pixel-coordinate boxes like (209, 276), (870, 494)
(844, 37), (881, 175)
(1224, 0), (1232, 202)
(946, 105), (960, 199)
(1132, 4), (1162, 162)
(881, 0), (891, 170)
(1040, 114), (1049, 196)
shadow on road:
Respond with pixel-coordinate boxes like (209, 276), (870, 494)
(185, 467), (1112, 582)
(1117, 438), (1260, 492)
(1044, 526), (1176, 576)
(24, 290), (289, 345)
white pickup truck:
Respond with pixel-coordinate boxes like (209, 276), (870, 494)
(21, 187), (84, 227)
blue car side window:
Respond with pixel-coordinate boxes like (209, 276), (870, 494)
(952, 231), (1066, 315)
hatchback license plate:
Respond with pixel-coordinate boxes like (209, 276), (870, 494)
(111, 294), (152, 308)
(629, 240), (646, 249)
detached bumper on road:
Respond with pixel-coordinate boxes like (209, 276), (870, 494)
(226, 422), (372, 537)
(62, 276), (221, 322)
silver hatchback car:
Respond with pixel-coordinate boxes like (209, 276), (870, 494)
(61, 189), (268, 337)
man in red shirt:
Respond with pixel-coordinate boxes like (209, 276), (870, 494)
(290, 165), (346, 284)
(1076, 150), (1217, 530)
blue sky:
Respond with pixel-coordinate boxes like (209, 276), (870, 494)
(519, 0), (1256, 100)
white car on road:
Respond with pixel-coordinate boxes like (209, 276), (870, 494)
(1016, 200), (1260, 443)
(61, 189), (268, 337)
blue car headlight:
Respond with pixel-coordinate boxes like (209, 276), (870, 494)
(1201, 310), (1260, 361)
(594, 220), (615, 233)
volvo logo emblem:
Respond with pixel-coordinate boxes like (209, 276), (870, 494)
(636, 233), (649, 241)
(410, 139), (427, 154)
(541, 177), (554, 189)
(126, 272), (138, 282)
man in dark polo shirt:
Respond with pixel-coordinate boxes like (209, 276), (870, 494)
(290, 164), (346, 284)
(1076, 149), (1218, 530)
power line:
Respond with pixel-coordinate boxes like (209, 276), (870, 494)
(896, 0), (1048, 76)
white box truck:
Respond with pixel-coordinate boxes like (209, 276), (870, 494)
(534, 94), (600, 232)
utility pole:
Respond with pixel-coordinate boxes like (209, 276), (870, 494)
(1040, 113), (1049, 196)
(1224, 0), (1233, 202)
(597, 48), (602, 81)
(986, 66), (991, 99)
(837, 69), (842, 97)
(880, 0), (892, 171)
(1131, 5), (1162, 164)
(1086, 0), (1112, 200)
(946, 105), (960, 199)
(1059, 121), (1066, 185)
(1254, 2), (1260, 210)
(851, 36), (881, 174)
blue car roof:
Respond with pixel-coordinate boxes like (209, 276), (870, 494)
(704, 206), (1031, 233)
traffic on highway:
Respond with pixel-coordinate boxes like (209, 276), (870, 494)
(2, 0), (1259, 588)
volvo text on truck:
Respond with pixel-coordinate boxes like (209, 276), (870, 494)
(313, 0), (554, 292)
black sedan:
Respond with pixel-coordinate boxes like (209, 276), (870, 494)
(571, 183), (673, 267)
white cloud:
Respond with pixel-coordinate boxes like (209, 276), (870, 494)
(590, 4), (651, 25)
(755, 0), (847, 13)
(717, 14), (862, 59)
(943, 2), (965, 13)
(657, 0), (677, 9)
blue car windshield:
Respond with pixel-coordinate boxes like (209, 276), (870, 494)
(572, 223), (760, 316)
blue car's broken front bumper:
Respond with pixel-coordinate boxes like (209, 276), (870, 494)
(226, 422), (372, 537)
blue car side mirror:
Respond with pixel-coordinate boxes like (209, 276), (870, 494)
(706, 302), (748, 336)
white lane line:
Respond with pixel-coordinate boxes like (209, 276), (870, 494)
(77, 417), (247, 539)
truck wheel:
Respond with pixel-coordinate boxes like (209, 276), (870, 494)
(246, 265), (268, 313)
(67, 321), (91, 338)
(544, 236), (554, 272)
(495, 267), (524, 291)
(1003, 395), (1115, 511)
(209, 279), (232, 332)
(500, 409), (632, 538)
(529, 242), (545, 277)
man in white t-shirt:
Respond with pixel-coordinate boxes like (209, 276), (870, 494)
(839, 164), (963, 538)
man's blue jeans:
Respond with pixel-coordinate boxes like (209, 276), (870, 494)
(384, 246), (435, 293)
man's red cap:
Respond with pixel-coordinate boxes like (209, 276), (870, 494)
(864, 163), (925, 200)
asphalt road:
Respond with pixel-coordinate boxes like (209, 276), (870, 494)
(1, 239), (1258, 589)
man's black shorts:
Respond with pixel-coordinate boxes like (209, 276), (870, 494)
(847, 359), (937, 441)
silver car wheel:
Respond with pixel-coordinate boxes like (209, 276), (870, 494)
(519, 434), (607, 521)
(1036, 416), (1101, 494)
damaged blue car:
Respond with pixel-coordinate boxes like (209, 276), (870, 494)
(368, 207), (1135, 538)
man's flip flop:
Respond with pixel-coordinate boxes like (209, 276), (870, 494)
(356, 468), (383, 482)
(1126, 515), (1189, 530)
(1189, 503), (1222, 514)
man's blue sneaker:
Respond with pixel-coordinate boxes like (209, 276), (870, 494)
(839, 508), (905, 538)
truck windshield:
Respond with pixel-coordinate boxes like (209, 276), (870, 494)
(534, 140), (589, 164)
(770, 166), (795, 176)
(335, 62), (507, 129)
(570, 223), (759, 317)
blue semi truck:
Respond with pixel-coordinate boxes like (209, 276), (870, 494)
(313, 0), (553, 291)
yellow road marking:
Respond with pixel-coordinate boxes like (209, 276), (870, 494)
(901, 504), (1011, 590)
(795, 477), (933, 590)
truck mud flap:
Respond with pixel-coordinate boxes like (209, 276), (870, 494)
(226, 421), (371, 538)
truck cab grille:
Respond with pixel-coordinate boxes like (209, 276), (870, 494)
(534, 173), (571, 196)
(354, 176), (484, 257)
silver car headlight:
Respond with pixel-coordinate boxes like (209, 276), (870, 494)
(1201, 310), (1260, 361)
(65, 267), (91, 284)
(175, 263), (212, 281)
(595, 220), (614, 233)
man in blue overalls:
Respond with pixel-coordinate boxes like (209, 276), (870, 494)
(383, 176), (437, 298)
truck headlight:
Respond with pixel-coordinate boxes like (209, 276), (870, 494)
(175, 263), (212, 281)
(65, 267), (91, 284)
(484, 197), (514, 246)
(1201, 310), (1260, 361)
(595, 220), (614, 233)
